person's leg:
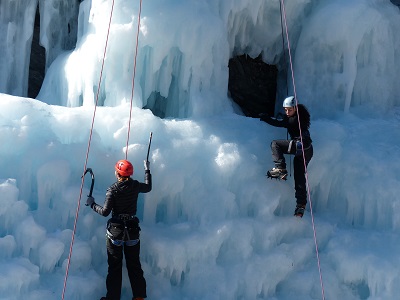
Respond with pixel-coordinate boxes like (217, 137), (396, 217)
(124, 241), (147, 299)
(293, 157), (307, 206)
(293, 146), (313, 214)
(106, 239), (124, 300)
(271, 140), (291, 169)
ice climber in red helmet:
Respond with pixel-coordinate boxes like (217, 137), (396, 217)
(86, 159), (152, 300)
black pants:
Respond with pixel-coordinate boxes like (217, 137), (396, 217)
(270, 139), (313, 206)
(106, 239), (146, 300)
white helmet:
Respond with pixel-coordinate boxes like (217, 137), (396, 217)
(283, 96), (295, 108)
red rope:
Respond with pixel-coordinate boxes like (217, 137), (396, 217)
(279, 1), (326, 299)
(125, 0), (143, 160)
(61, 1), (116, 299)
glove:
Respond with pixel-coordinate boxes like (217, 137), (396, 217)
(86, 196), (95, 207)
(144, 160), (150, 171)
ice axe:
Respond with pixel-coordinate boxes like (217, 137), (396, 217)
(82, 168), (95, 205)
(146, 132), (153, 162)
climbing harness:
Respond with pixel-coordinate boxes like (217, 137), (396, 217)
(279, 1), (326, 299)
(288, 140), (311, 156)
(106, 214), (140, 247)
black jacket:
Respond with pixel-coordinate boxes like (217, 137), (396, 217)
(261, 113), (312, 147)
(92, 170), (152, 217)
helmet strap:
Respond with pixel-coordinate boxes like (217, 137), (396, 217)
(117, 175), (129, 182)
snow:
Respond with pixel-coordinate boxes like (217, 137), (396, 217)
(0, 0), (400, 299)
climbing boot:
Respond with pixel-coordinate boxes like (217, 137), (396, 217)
(267, 168), (288, 180)
(294, 205), (306, 218)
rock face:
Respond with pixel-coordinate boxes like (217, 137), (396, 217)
(143, 54), (278, 119)
(228, 54), (277, 118)
(27, 5), (279, 117)
(28, 2), (79, 99)
(391, 0), (400, 6)
(28, 7), (45, 99)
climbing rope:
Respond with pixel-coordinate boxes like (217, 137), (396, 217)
(61, 1), (116, 299)
(125, 0), (143, 159)
(279, 1), (326, 299)
(279, 0), (289, 97)
(61, 0), (144, 297)
(279, 0), (292, 175)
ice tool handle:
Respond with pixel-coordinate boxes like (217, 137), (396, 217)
(146, 132), (153, 162)
(83, 168), (95, 200)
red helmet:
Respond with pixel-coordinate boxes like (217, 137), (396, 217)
(115, 159), (134, 176)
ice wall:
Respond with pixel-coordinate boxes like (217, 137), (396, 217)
(2, 1), (400, 299)
(38, 0), (80, 68)
(1, 92), (400, 299)
(3, 0), (400, 117)
(294, 0), (400, 117)
(0, 0), (80, 98)
(37, 0), (313, 115)
(0, 0), (37, 96)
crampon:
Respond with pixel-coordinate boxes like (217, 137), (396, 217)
(266, 168), (288, 180)
(294, 205), (306, 218)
